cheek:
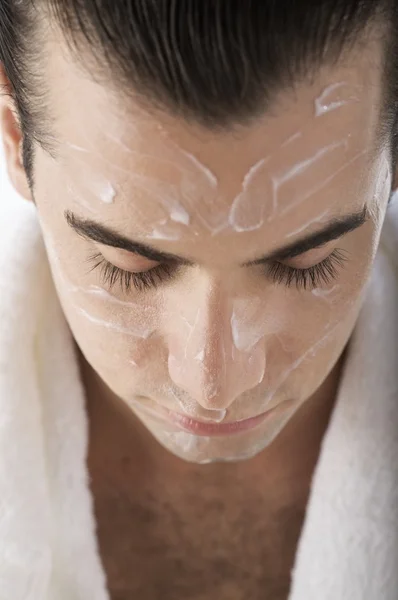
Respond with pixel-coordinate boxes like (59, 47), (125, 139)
(262, 267), (367, 403)
(46, 257), (164, 397)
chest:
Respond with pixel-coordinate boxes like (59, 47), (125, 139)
(92, 483), (306, 600)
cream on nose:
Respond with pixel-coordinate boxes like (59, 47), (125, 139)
(167, 291), (266, 410)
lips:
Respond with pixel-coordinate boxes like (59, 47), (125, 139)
(159, 405), (279, 436)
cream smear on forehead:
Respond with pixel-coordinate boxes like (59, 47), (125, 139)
(315, 82), (360, 117)
(75, 168), (117, 205)
(65, 142), (89, 153)
(105, 127), (218, 232)
(281, 131), (302, 148)
(276, 147), (368, 220)
(285, 208), (331, 238)
(127, 174), (191, 225)
(227, 135), (352, 233)
(63, 83), (360, 240)
(104, 121), (228, 237)
(270, 138), (349, 217)
(66, 182), (97, 215)
(65, 141), (117, 205)
(181, 149), (218, 188)
(99, 180), (116, 204)
(228, 157), (270, 232)
(67, 134), (194, 238)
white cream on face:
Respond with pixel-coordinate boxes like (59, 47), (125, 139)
(105, 124), (223, 237)
(314, 82), (360, 117)
(228, 157), (271, 232)
(60, 78), (366, 246)
(281, 131), (302, 148)
(180, 149), (218, 189)
(65, 134), (196, 240)
(261, 318), (344, 408)
(270, 138), (349, 218)
(129, 282), (357, 464)
(131, 174), (191, 224)
(114, 172), (191, 240)
(167, 306), (227, 406)
(165, 288), (272, 414)
(99, 180), (116, 204)
(230, 296), (278, 353)
(277, 148), (368, 220)
(65, 142), (89, 153)
(312, 285), (341, 300)
(370, 155), (392, 223)
(76, 306), (155, 338)
(147, 224), (182, 241)
(79, 173), (117, 205)
(284, 208), (330, 238)
(63, 143), (118, 205)
(40, 230), (160, 340)
(65, 182), (98, 215)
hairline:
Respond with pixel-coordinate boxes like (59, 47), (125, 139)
(26, 14), (395, 173)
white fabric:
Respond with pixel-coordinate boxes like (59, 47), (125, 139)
(0, 185), (397, 599)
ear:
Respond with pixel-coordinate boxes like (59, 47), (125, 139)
(0, 64), (33, 202)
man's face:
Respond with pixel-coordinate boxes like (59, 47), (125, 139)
(23, 37), (393, 463)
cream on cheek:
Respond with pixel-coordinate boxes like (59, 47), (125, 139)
(133, 291), (355, 465)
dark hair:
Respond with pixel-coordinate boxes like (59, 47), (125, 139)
(0, 0), (397, 185)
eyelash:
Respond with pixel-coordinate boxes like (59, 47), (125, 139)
(266, 249), (348, 290)
(87, 252), (177, 292)
(87, 248), (348, 293)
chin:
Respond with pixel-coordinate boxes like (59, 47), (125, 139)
(148, 416), (291, 465)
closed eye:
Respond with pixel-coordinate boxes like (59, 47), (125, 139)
(86, 252), (178, 292)
(86, 247), (348, 294)
(266, 249), (348, 290)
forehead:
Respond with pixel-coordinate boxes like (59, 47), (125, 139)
(39, 36), (387, 260)
(45, 31), (384, 164)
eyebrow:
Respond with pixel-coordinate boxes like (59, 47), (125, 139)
(248, 206), (369, 264)
(64, 206), (368, 266)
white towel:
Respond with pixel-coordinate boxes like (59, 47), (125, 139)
(289, 199), (398, 599)
(0, 190), (397, 600)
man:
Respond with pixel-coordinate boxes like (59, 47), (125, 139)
(0, 1), (398, 598)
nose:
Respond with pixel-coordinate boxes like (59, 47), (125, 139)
(166, 283), (266, 411)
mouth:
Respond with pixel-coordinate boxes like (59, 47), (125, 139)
(154, 404), (281, 437)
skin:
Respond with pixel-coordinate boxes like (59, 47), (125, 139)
(1, 24), (396, 495)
